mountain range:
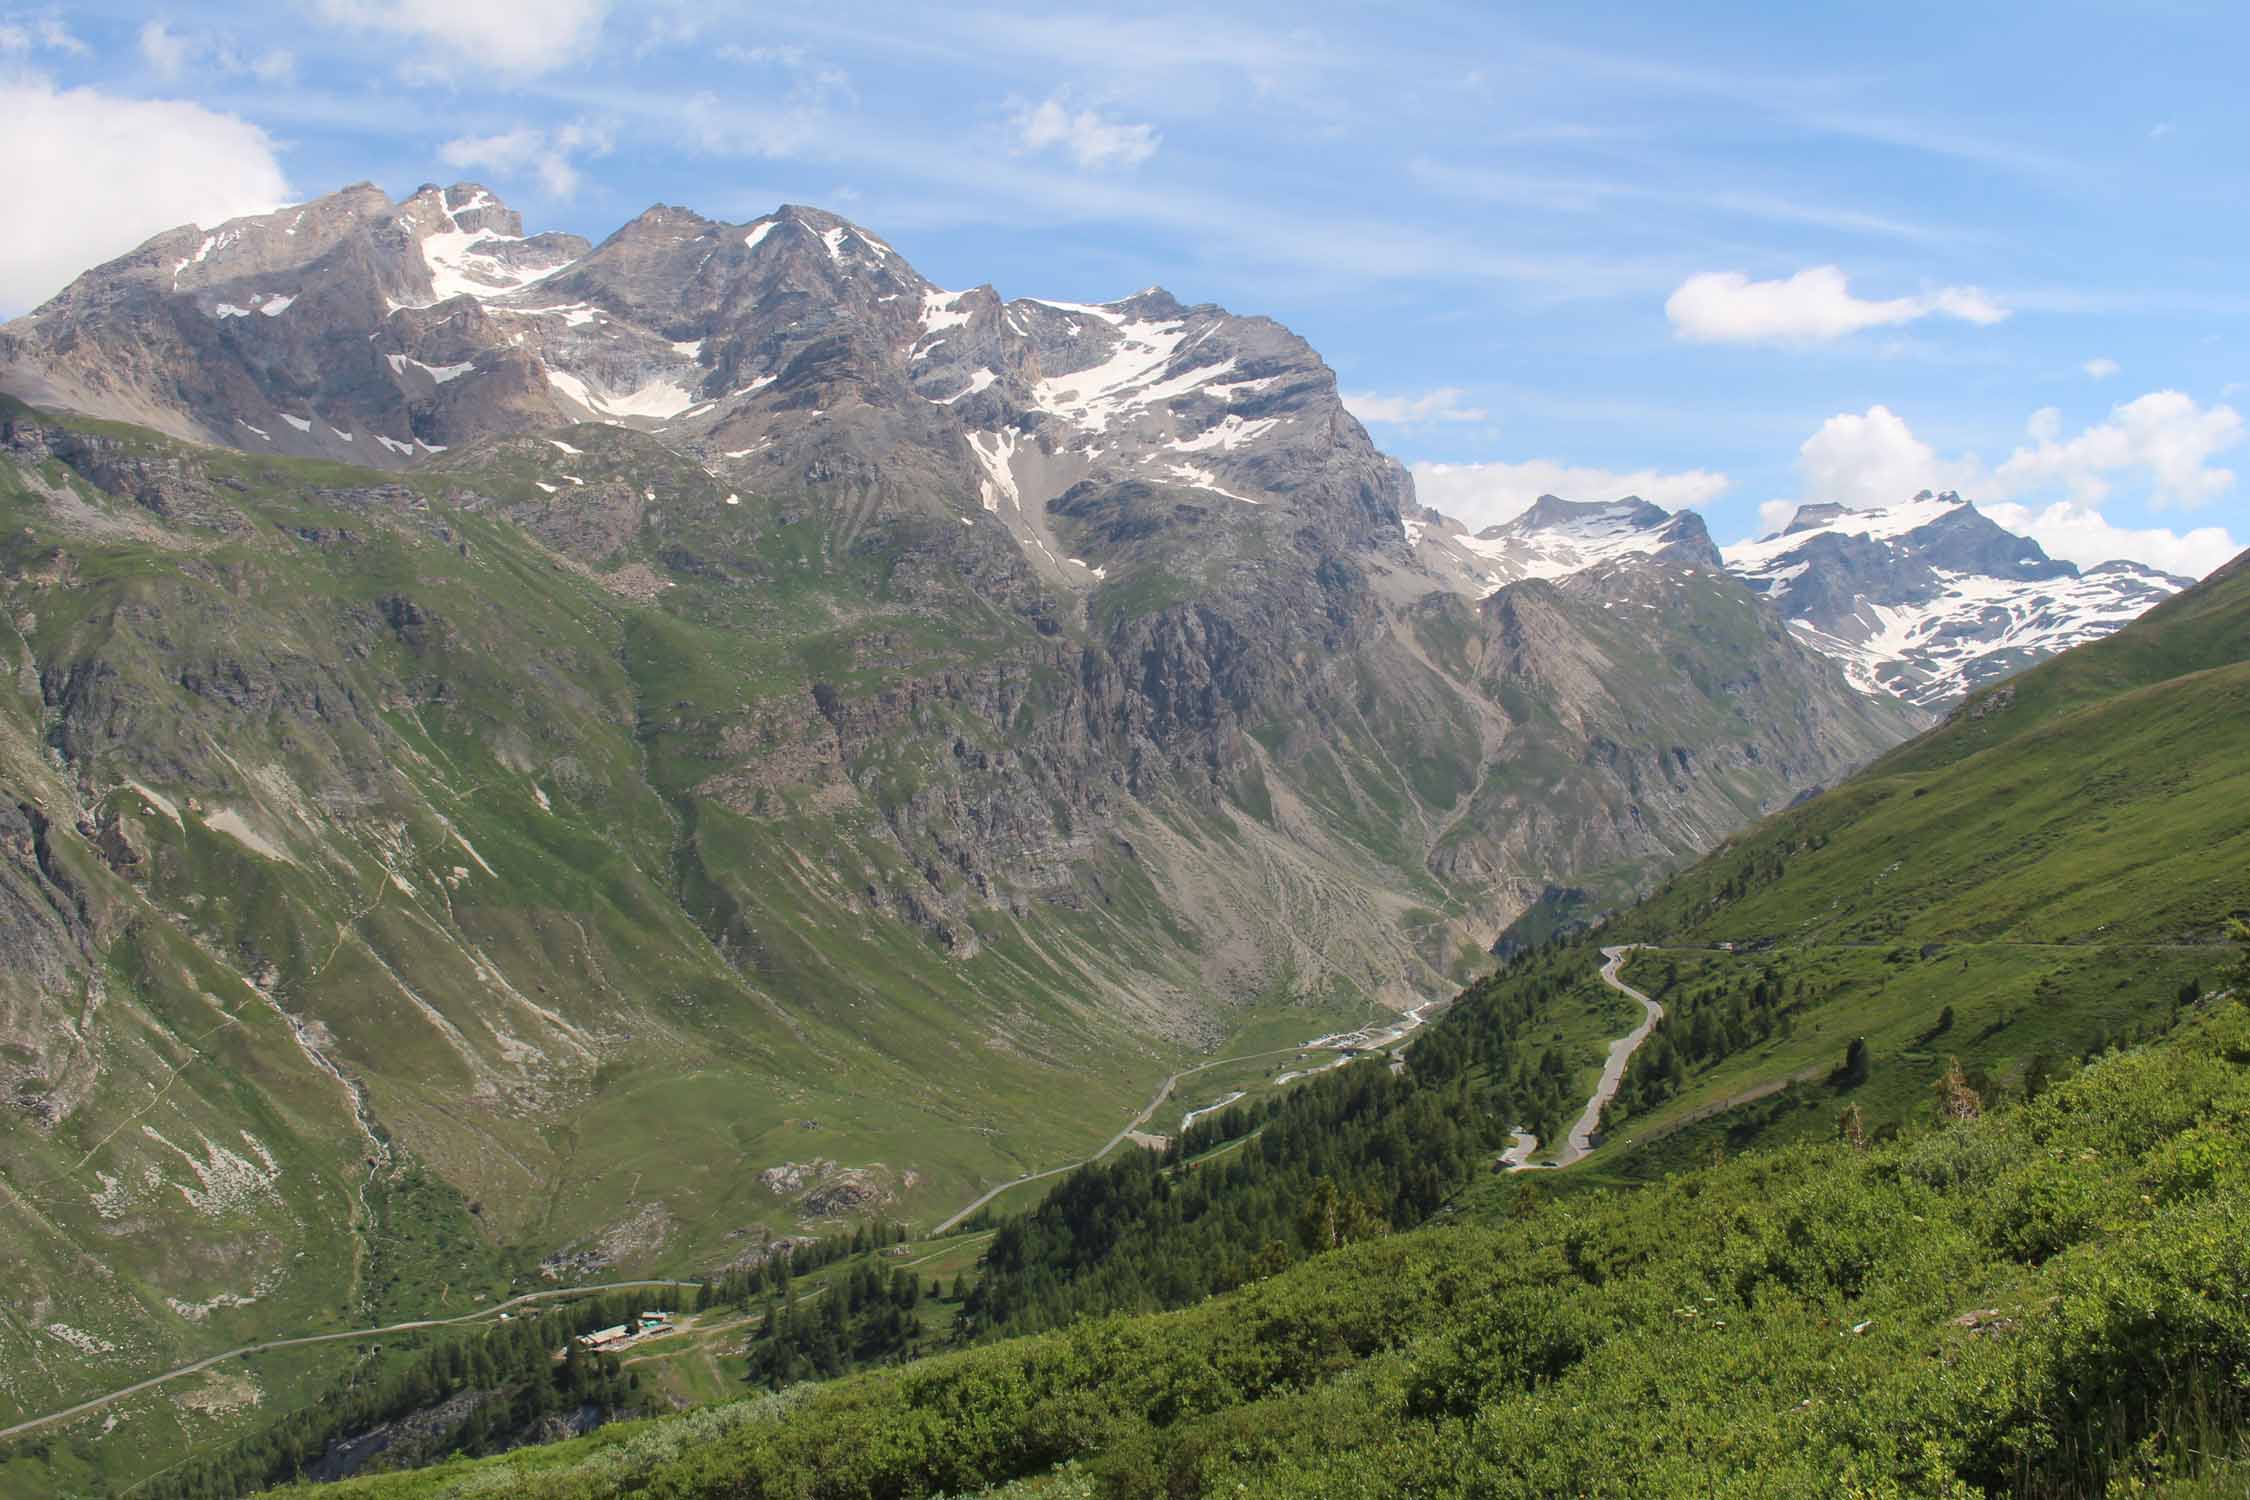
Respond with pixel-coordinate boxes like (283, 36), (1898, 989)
(1, 179), (2184, 713)
(0, 181), (2205, 1494)
(1409, 488), (2192, 708)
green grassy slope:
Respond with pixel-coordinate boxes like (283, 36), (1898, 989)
(253, 993), (2250, 1500)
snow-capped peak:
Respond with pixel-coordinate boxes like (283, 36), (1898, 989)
(1723, 491), (2187, 705)
(1418, 494), (1720, 591)
(402, 184), (579, 307)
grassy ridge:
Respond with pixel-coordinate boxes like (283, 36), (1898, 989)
(1544, 550), (2250, 1166)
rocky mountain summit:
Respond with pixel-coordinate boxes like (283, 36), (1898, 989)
(1, 184), (1408, 581)
(1405, 493), (1723, 596)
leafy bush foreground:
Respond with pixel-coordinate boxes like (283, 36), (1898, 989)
(275, 998), (2250, 1499)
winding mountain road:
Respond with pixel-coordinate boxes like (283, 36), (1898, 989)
(932, 997), (1450, 1234)
(1504, 944), (1665, 1171)
(930, 1044), (1309, 1234)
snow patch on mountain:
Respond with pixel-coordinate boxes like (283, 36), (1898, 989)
(1173, 414), (1279, 452)
(411, 189), (576, 307)
(1167, 463), (1261, 504)
(966, 430), (1022, 511)
(920, 288), (976, 337)
(1032, 318), (1237, 435)
(546, 368), (702, 423)
(932, 368), (998, 404)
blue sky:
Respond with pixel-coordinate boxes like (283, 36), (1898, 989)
(6, 0), (2245, 572)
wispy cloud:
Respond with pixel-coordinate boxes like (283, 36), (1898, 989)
(1410, 158), (1968, 247)
(440, 120), (613, 197)
(138, 19), (296, 84)
(314, 0), (612, 79)
(1010, 96), (1160, 170)
(0, 13), (87, 56)
(1343, 388), (1488, 425)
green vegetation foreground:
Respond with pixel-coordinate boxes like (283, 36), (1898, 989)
(274, 994), (2250, 1499)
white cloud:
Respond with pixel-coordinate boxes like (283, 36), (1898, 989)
(2082, 356), (2120, 379)
(0, 75), (289, 314)
(1342, 388), (1487, 425)
(1755, 499), (1801, 536)
(1798, 395), (2243, 514)
(315, 0), (611, 78)
(1796, 404), (1981, 511)
(1411, 458), (1730, 529)
(1010, 96), (1160, 170)
(1981, 499), (2238, 579)
(1666, 265), (2007, 344)
(1992, 390), (2241, 509)
(136, 20), (295, 83)
(441, 121), (612, 198)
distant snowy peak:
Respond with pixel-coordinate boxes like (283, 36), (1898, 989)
(1724, 491), (2064, 587)
(1397, 486), (2186, 707)
(1723, 491), (2191, 706)
(1407, 493), (1721, 593)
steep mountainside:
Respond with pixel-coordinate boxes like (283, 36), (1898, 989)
(255, 996), (2250, 1500)
(0, 185), (1920, 1493)
(1577, 543), (2250, 1170)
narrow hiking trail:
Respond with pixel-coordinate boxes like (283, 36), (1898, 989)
(1503, 943), (1665, 1171)
(0, 1280), (705, 1444)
